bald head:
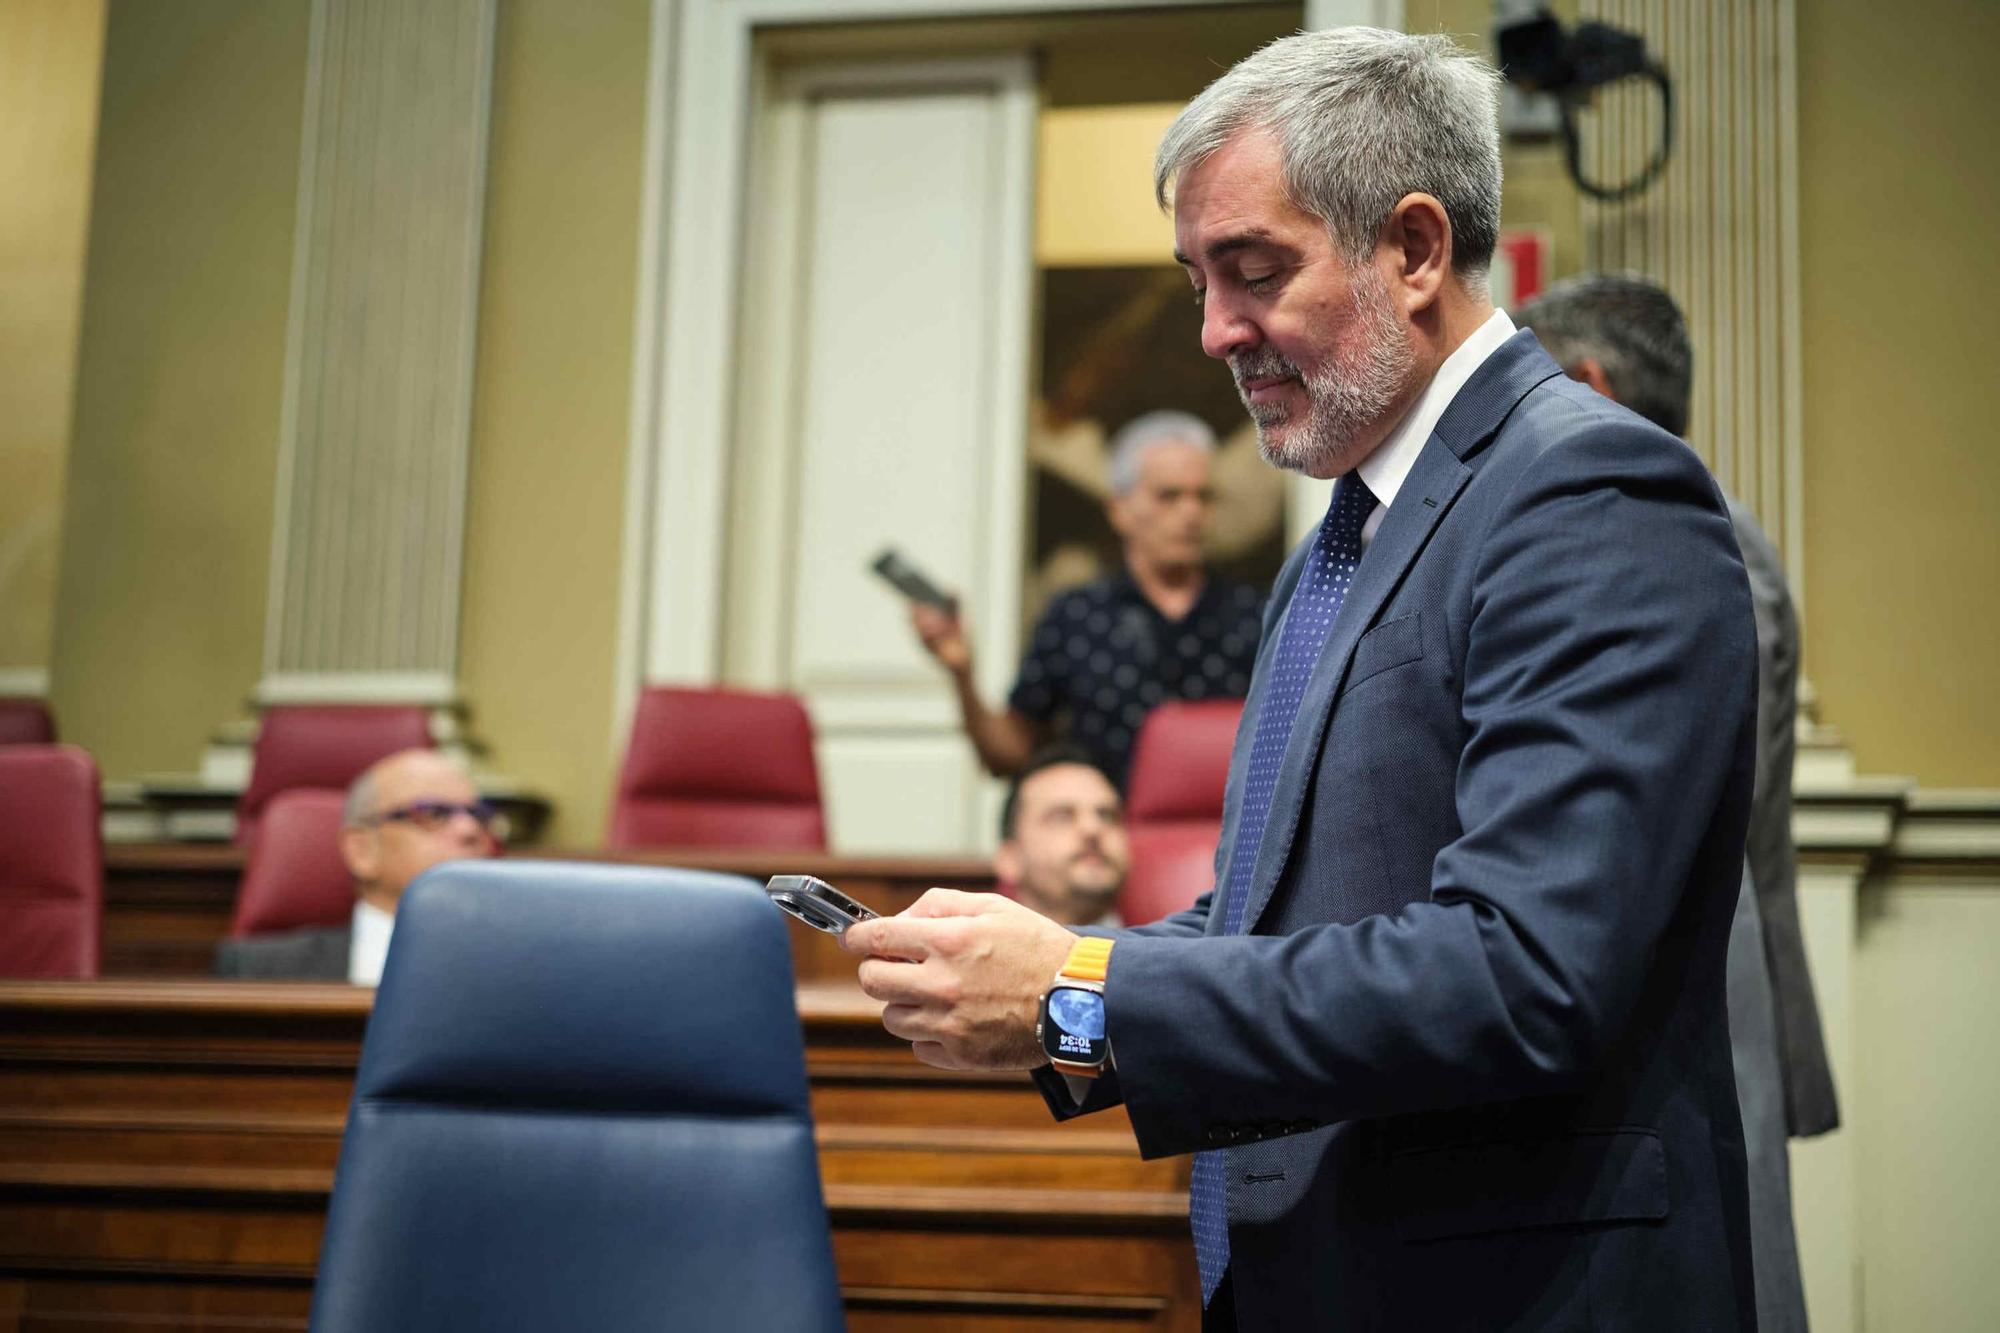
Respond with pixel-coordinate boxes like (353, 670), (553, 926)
(339, 749), (496, 913)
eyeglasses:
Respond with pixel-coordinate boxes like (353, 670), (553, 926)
(361, 800), (508, 841)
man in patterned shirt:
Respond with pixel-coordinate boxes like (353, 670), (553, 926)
(910, 411), (1264, 787)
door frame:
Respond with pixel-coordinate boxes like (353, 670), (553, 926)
(611, 0), (1402, 741)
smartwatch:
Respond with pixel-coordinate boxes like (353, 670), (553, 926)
(1037, 937), (1114, 1078)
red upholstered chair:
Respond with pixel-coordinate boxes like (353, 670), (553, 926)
(607, 687), (828, 852)
(235, 705), (433, 848)
(1118, 700), (1243, 926)
(0, 744), (102, 978)
(0, 697), (55, 746)
(230, 788), (355, 937)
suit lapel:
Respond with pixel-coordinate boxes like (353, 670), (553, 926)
(1235, 439), (1471, 933)
(1233, 330), (1567, 934)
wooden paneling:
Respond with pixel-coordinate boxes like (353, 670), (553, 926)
(0, 980), (1197, 1331)
(100, 845), (999, 980)
(100, 844), (244, 977)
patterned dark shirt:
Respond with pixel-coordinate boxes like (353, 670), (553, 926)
(1007, 573), (1264, 787)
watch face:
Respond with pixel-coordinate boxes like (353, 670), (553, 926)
(1041, 985), (1108, 1065)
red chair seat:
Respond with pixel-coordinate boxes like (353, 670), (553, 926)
(1123, 823), (1225, 927)
(0, 744), (102, 978)
(1117, 700), (1242, 925)
(231, 788), (355, 936)
(0, 698), (55, 746)
(608, 688), (827, 852)
(236, 706), (433, 848)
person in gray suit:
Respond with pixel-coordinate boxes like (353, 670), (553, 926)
(215, 749), (502, 984)
(1520, 272), (1841, 1333)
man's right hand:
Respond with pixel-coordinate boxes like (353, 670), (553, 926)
(910, 602), (973, 677)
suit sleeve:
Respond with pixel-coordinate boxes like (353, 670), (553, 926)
(1727, 499), (1840, 1136)
(1026, 894), (1218, 1118)
(1091, 422), (1759, 1159)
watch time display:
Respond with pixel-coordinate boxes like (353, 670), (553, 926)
(1042, 985), (1108, 1064)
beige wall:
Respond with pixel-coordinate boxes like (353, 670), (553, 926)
(39, 0), (1998, 820)
(0, 0), (106, 679)
(44, 0), (649, 841)
(49, 0), (307, 777)
(1797, 0), (2000, 788)
(457, 0), (650, 845)
(1851, 873), (2000, 1327)
(1036, 104), (1177, 268)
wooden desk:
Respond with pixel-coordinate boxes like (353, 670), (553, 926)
(101, 843), (245, 977)
(101, 845), (998, 981)
(0, 980), (1197, 1331)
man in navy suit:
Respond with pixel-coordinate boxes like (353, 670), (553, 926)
(845, 27), (1759, 1331)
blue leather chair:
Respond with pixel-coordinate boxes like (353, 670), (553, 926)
(310, 860), (845, 1332)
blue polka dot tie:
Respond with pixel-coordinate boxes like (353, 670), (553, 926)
(1188, 470), (1378, 1307)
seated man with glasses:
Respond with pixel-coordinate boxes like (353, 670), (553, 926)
(215, 749), (504, 984)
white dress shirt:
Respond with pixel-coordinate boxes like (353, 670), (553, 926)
(1356, 307), (1517, 547)
(348, 899), (395, 987)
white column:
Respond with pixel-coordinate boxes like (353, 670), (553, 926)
(1579, 0), (1806, 607)
(260, 0), (496, 705)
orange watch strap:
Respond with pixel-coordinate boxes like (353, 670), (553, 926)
(1049, 938), (1114, 1077)
(1059, 936), (1114, 983)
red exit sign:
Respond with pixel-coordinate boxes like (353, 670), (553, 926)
(1491, 229), (1550, 310)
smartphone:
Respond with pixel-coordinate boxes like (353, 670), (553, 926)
(869, 548), (957, 611)
(765, 874), (882, 936)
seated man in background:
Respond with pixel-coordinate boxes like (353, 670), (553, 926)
(997, 746), (1129, 929)
(911, 411), (1263, 788)
(214, 749), (502, 984)
(1519, 272), (1838, 1333)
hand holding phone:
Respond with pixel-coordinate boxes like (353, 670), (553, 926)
(870, 549), (957, 612)
(765, 875), (882, 936)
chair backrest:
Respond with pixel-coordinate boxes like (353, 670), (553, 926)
(231, 788), (355, 937)
(607, 687), (827, 851)
(0, 745), (102, 978)
(235, 705), (432, 848)
(1118, 700), (1243, 926)
(0, 697), (56, 746)
(310, 860), (844, 1333)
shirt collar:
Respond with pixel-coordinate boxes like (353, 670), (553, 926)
(1357, 307), (1517, 511)
(348, 898), (395, 987)
(1114, 566), (1216, 621)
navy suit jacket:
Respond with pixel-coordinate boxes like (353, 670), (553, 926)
(1038, 332), (1760, 1331)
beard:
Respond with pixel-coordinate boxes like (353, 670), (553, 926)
(1231, 266), (1415, 476)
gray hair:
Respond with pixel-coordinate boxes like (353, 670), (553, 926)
(342, 764), (381, 828)
(340, 748), (466, 827)
(1107, 410), (1216, 494)
(1155, 27), (1503, 278)
(1517, 273), (1692, 437)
